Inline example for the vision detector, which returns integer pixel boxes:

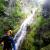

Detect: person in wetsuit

[0,30,15,50]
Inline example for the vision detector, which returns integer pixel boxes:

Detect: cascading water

[14,8,37,50]
[13,0,45,50]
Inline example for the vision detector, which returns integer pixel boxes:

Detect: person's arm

[10,37,16,50]
[0,37,4,44]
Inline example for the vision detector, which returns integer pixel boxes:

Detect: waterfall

[14,8,37,50]
[13,0,46,50]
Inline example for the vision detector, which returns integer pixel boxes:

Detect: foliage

[0,0,50,50]
[0,0,5,15]
[0,0,26,36]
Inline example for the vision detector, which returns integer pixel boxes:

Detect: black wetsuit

[0,35,15,50]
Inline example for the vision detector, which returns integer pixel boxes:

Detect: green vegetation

[0,0,26,36]
[0,0,50,50]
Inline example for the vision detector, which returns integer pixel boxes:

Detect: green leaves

[0,0,5,13]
